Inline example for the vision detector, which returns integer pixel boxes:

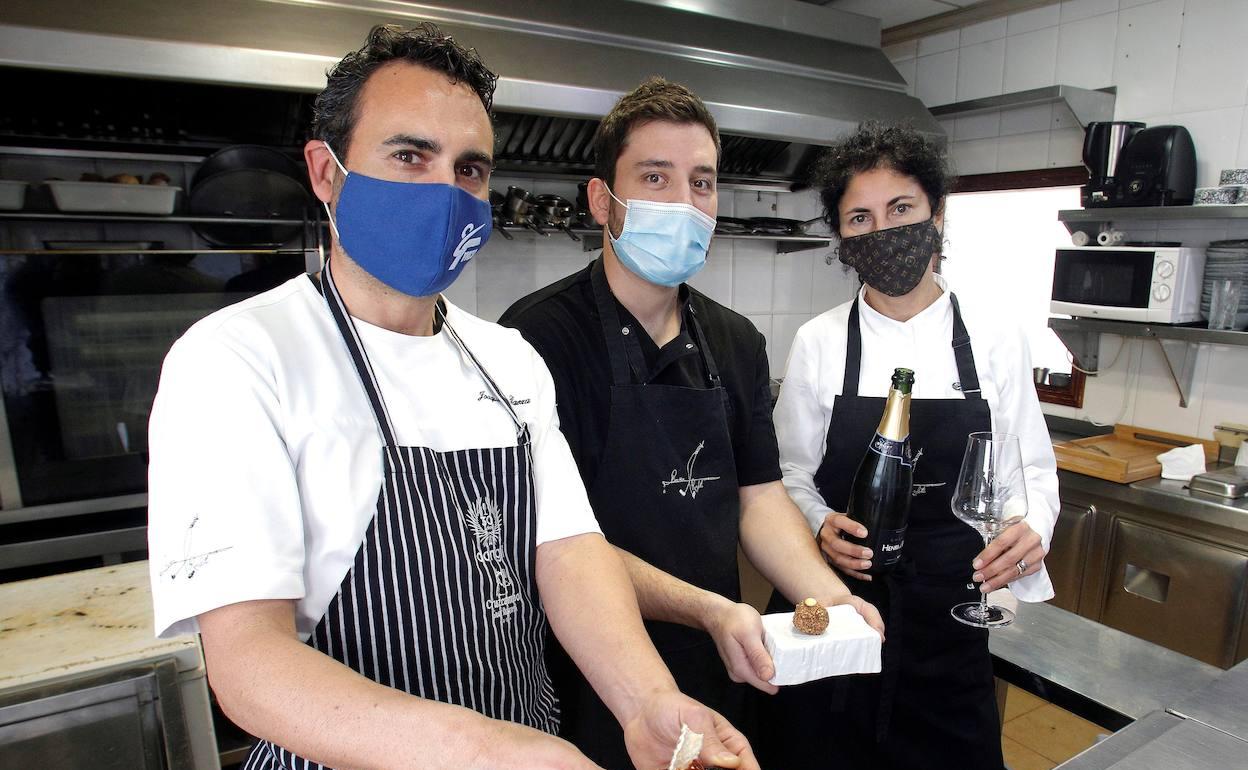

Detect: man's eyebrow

[382,134,440,153]
[635,159,675,169]
[693,164,718,176]
[458,149,495,169]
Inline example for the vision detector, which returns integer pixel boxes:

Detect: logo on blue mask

[323,142,491,297]
[606,186,715,287]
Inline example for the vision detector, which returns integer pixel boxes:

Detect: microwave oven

[1050,246,1205,323]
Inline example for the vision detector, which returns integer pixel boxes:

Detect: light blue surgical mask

[606,186,716,287]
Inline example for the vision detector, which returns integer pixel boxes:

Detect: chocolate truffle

[793,598,829,635]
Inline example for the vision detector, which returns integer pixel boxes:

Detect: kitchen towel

[1157,443,1207,481]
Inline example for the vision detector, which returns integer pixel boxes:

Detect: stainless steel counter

[1058,711,1247,769]
[1057,465,1248,535]
[1169,659,1248,741]
[989,597,1222,729]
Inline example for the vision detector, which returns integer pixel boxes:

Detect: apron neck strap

[318,262,525,445]
[948,292,982,399]
[589,256,720,388]
[843,290,981,400]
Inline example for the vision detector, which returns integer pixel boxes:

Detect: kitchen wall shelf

[1049,317,1248,407]
[1059,204,1248,231]
[572,230,832,254]
[0,212,310,226]
[930,85,1116,127]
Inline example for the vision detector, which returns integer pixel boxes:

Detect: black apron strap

[320,261,399,446]
[843,297,863,397]
[590,258,646,386]
[590,256,720,390]
[319,260,526,444]
[844,292,982,401]
[948,293,983,400]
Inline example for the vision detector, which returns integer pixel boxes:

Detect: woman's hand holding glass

[971,520,1046,592]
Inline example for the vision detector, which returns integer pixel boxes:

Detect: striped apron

[243,264,557,769]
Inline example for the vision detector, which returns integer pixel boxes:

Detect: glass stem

[979,533,991,619]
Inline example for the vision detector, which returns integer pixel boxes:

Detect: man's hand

[703,599,778,695]
[971,521,1045,592]
[622,691,759,770]
[817,512,873,581]
[826,591,886,641]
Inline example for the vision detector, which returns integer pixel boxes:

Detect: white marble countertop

[0,560,201,692]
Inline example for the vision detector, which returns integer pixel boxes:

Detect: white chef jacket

[148,276,601,639]
[774,275,1058,602]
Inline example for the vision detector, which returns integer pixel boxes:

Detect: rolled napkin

[762,604,882,686]
[1157,443,1207,481]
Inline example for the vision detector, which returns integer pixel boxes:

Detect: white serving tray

[47,180,180,215]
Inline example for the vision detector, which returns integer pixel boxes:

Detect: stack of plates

[1201,240,1248,326]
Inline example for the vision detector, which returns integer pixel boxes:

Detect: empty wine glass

[950,431,1029,628]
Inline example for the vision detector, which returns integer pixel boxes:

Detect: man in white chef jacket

[146,23,756,770]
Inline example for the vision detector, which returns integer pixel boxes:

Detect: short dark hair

[592,77,721,188]
[813,122,952,235]
[313,23,498,158]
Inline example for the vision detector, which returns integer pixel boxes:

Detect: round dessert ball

[793,598,829,635]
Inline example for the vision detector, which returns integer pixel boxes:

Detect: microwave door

[1052,249,1153,319]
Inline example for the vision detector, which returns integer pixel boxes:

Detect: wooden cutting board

[1053,424,1219,484]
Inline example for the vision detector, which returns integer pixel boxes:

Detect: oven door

[1050,247,1156,321]
[0,249,308,510]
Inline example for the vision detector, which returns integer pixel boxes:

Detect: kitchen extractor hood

[0,0,940,186]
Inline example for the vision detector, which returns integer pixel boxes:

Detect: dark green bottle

[845,368,915,577]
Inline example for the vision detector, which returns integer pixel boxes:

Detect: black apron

[758,293,1004,770]
[244,266,557,769]
[547,259,745,769]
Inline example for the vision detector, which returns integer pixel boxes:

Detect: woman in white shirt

[756,124,1058,770]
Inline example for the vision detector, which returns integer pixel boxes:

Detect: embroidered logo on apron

[661,440,722,499]
[466,495,524,621]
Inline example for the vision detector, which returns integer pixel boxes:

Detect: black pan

[746,216,823,236]
[189,145,311,247]
[715,216,755,235]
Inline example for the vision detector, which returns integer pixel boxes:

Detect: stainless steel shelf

[1049,317,1248,346]
[1059,205,1248,223]
[1049,317,1248,407]
[0,493,148,526]
[930,85,1115,127]
[0,212,309,226]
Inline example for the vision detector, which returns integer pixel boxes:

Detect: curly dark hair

[313,23,498,158]
[812,122,952,235]
[593,77,721,188]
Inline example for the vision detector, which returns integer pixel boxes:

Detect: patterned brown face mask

[838,218,942,297]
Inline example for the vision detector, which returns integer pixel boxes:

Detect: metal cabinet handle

[1123,563,1170,603]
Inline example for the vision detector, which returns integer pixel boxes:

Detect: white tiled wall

[888,0,1248,439]
[465,176,857,377]
[890,0,1248,186]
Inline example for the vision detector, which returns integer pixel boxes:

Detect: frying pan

[504,186,548,236]
[189,145,311,247]
[715,217,755,235]
[489,188,514,240]
[746,216,825,236]
[531,194,581,242]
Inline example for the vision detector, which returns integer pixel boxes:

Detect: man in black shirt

[500,78,883,768]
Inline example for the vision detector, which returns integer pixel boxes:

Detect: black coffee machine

[1082,121,1143,207]
[1115,125,1197,206]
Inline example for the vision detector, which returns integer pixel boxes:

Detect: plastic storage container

[47,180,179,215]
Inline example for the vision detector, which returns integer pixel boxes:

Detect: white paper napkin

[1157,444,1206,481]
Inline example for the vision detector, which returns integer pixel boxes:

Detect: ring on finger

[1016,559,1027,576]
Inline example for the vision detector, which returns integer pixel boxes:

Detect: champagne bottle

[844,368,915,577]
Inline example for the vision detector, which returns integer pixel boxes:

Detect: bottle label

[870,434,912,467]
[877,527,906,566]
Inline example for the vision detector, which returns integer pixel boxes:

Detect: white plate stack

[1201,239,1248,327]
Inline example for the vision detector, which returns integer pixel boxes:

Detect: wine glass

[950,431,1029,628]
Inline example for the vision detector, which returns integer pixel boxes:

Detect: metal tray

[1189,466,1248,498]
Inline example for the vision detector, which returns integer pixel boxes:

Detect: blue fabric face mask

[323,142,491,297]
[606,186,716,287]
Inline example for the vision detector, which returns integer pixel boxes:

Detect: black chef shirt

[499,258,782,492]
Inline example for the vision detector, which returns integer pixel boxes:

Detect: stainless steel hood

[0,0,939,185]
